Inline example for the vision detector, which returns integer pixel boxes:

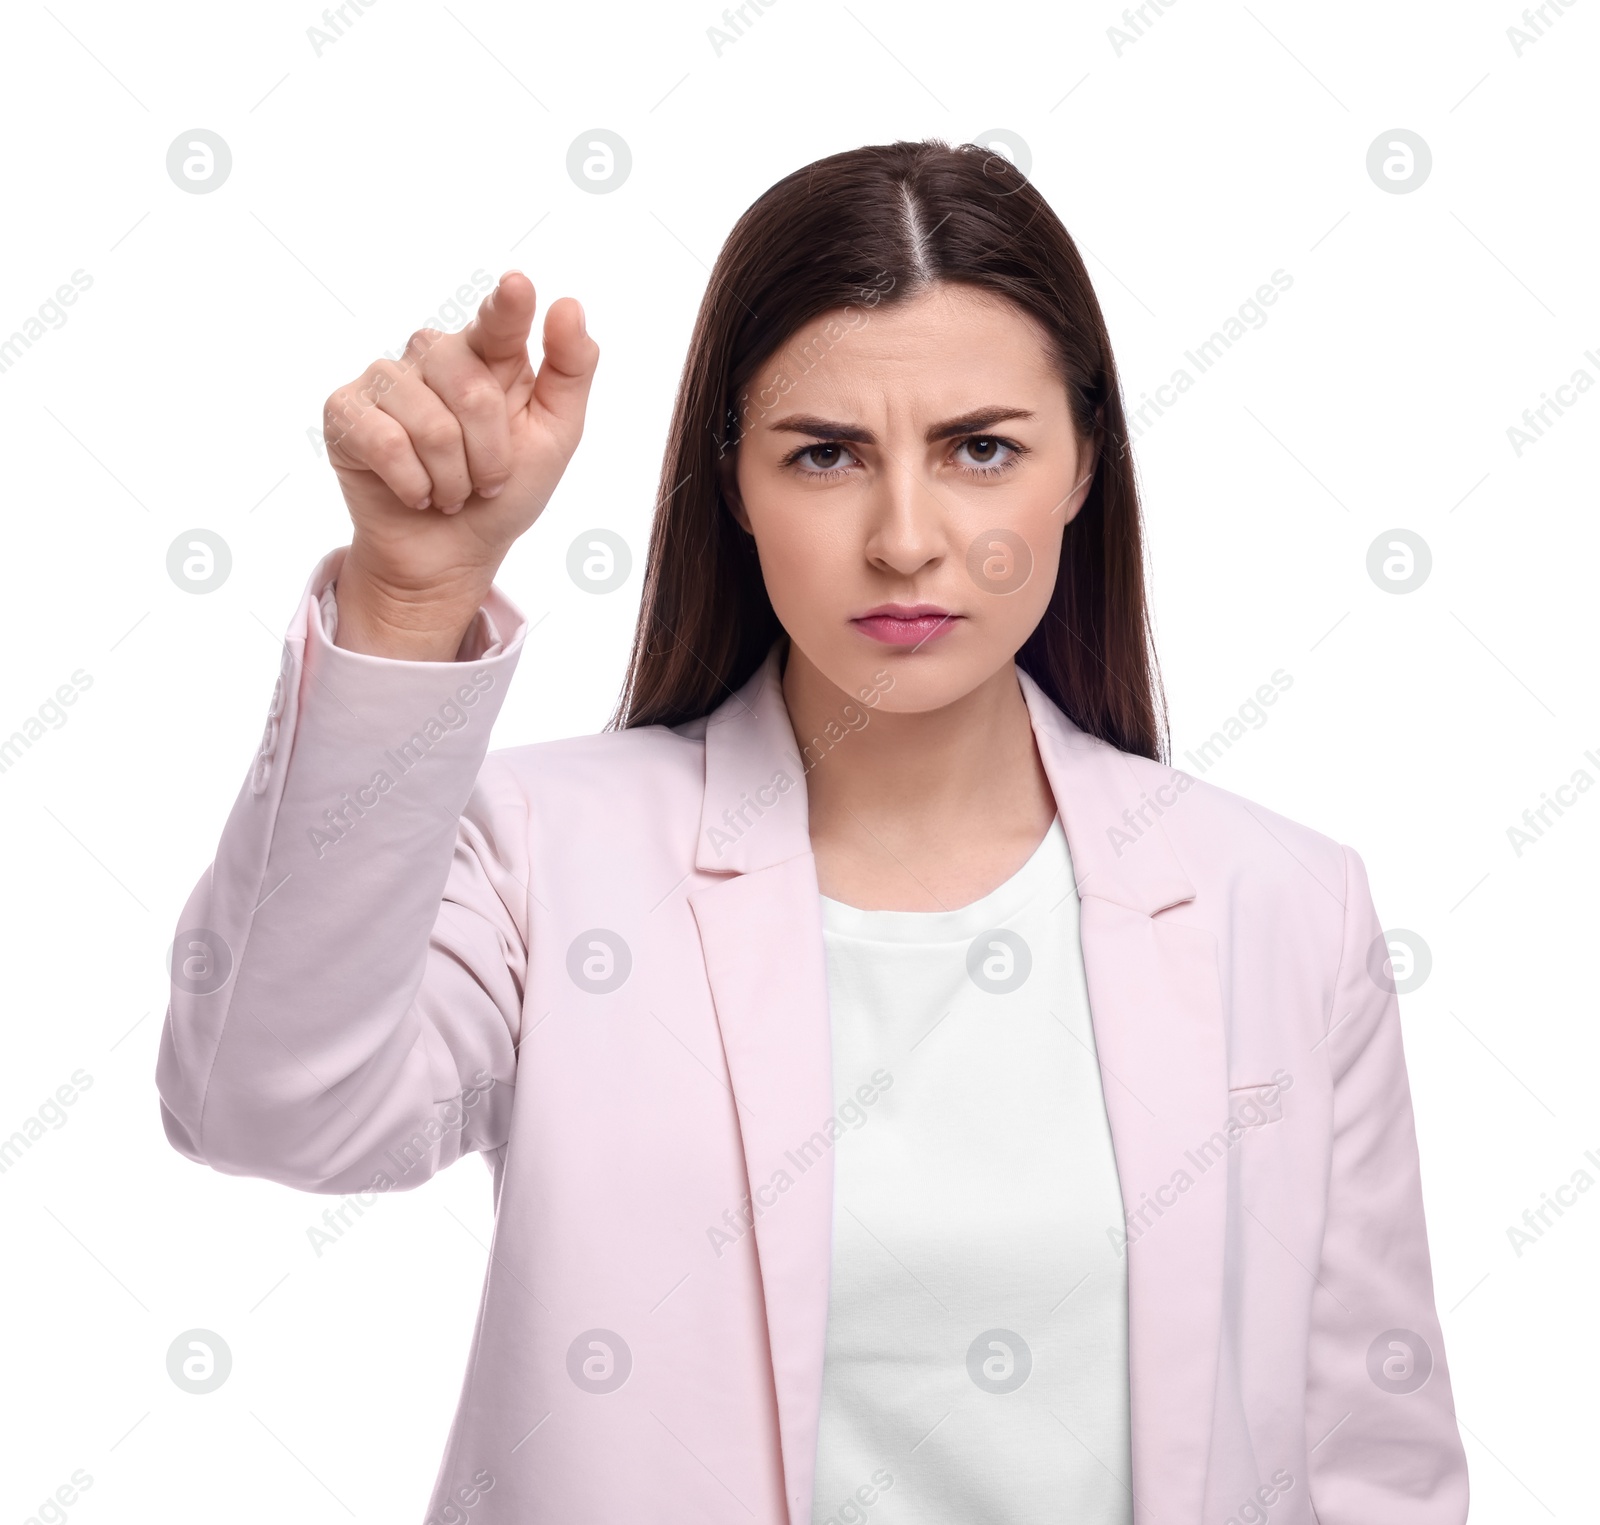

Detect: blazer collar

[693,643,810,875]
[1015,664,1196,916]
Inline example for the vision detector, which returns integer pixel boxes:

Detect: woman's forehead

[746,307,1067,421]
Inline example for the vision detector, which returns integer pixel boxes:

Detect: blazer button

[250,714,279,795]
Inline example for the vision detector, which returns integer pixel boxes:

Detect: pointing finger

[462,271,536,381]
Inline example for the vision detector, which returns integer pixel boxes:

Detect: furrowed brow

[767,406,1036,445]
[768,414,875,445]
[924,406,1035,441]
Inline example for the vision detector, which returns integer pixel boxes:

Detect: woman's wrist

[331,556,493,662]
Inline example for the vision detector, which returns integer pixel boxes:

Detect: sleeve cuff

[310,544,525,663]
[244,545,527,799]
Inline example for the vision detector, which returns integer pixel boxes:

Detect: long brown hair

[611,137,1167,762]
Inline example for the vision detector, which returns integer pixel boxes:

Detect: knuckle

[358,367,397,405]
[415,418,461,456]
[453,377,504,417]
[366,427,411,466]
[324,384,365,426]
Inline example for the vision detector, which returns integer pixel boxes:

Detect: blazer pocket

[1228,1082,1284,1128]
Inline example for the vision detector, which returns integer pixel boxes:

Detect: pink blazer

[157,546,1468,1524]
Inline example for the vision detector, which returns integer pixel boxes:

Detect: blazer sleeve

[1303,844,1469,1521]
[155,545,532,1197]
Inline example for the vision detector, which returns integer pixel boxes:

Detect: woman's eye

[794,443,856,473]
[789,437,1019,476]
[955,436,1015,470]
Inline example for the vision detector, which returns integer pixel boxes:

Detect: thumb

[531,296,600,433]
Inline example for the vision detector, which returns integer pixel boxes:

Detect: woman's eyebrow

[767,406,1036,445]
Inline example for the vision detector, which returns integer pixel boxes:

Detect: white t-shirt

[810,815,1134,1525]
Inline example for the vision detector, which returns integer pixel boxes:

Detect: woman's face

[725,281,1096,716]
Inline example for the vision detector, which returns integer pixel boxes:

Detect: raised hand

[322,271,599,658]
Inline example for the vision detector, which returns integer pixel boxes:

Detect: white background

[1,0,1595,1519]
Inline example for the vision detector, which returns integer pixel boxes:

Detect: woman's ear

[1060,431,1098,526]
[718,451,754,535]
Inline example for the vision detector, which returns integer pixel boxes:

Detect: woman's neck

[782,647,1058,911]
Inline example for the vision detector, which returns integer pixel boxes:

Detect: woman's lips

[850,612,961,646]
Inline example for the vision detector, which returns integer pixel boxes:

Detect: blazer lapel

[687,646,834,1525]
[1019,667,1228,1525]
[686,647,1228,1525]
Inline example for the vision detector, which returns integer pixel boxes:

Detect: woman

[157,139,1468,1524]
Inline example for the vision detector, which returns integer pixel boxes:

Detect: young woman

[157,140,1468,1524]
